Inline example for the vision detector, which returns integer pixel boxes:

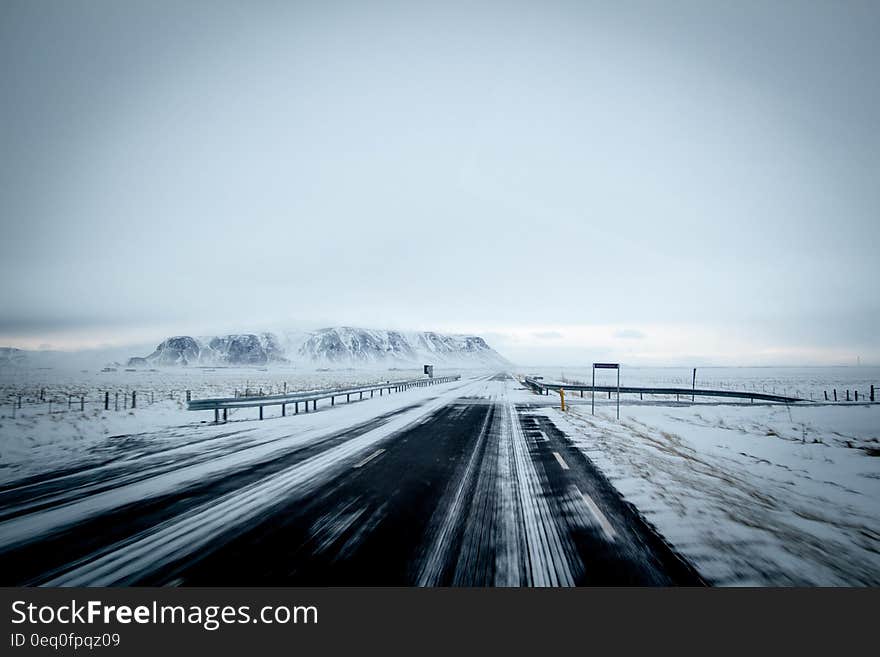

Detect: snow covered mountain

[127,327,509,369]
[131,333,287,367]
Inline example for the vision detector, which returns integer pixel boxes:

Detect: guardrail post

[132,391,136,409]
[282,403,286,417]
[313,400,317,411]
[223,409,227,422]
[295,402,299,414]
[259,406,264,420]
[347,393,351,402]
[115,392,119,411]
[846,390,850,402]
[331,396,335,406]
[872,385,875,402]
[824,390,828,401]
[833,389,837,401]
[104,391,109,410]
[80,396,84,412]
[186,390,191,402]
[214,409,219,423]
[855,391,859,402]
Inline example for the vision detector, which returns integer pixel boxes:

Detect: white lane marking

[353,448,386,469]
[552,451,570,470]
[508,404,576,587]
[574,486,617,542]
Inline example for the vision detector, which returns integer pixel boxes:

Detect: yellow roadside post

[558,388,566,412]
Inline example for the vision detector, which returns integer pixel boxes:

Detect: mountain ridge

[125,327,510,369]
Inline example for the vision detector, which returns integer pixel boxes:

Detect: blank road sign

[593,363,620,369]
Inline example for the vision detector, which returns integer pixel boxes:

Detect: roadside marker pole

[591,367,595,415]
[617,367,620,420]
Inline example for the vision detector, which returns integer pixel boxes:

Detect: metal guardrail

[522,377,804,404]
[188,375,462,422]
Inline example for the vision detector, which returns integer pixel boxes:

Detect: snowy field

[548,400,880,585]
[0,365,447,406]
[531,365,880,402]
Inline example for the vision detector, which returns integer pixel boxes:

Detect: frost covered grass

[550,401,880,585]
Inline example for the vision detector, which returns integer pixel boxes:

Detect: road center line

[574,486,617,541]
[353,448,386,469]
[552,451,570,470]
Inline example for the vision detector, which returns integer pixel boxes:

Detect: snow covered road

[0,374,702,586]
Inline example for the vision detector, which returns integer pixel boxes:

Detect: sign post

[592,363,621,419]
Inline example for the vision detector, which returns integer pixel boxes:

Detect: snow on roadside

[548,402,880,585]
[0,400,195,484]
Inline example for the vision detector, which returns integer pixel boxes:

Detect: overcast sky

[1,0,878,366]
